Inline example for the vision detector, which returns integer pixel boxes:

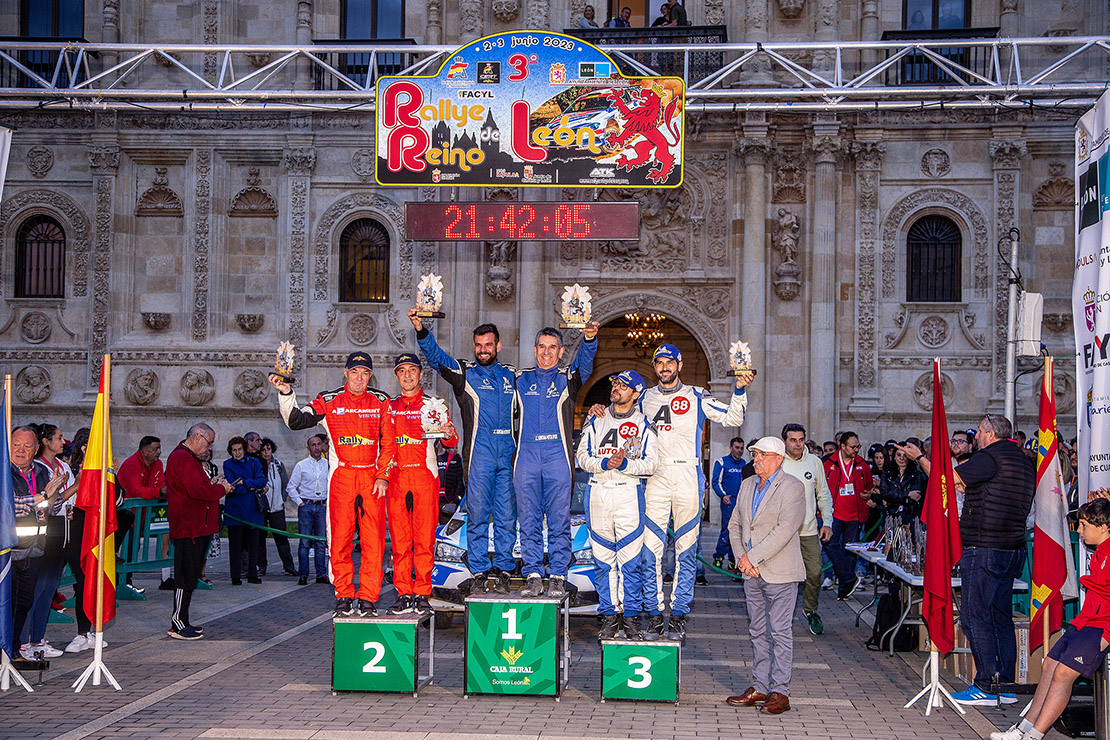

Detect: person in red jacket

[386,353,458,616]
[165,423,233,640]
[989,498,1110,740]
[821,431,873,600]
[271,351,396,618]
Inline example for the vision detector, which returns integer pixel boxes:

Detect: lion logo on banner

[603,84,681,184]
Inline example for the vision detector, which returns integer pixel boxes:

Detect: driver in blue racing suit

[410,309,517,594]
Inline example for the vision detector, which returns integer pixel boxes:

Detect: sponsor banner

[601,641,679,702]
[465,600,558,695]
[333,619,418,692]
[376,31,683,188]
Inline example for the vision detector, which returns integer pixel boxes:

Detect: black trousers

[11,555,41,655]
[64,508,91,634]
[170,536,208,631]
[258,510,294,573]
[227,524,258,582]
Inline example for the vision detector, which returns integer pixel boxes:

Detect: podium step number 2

[601,639,680,704]
[332,614,434,695]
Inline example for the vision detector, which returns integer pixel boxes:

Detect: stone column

[460,0,483,43]
[999,0,1019,38]
[808,121,843,435]
[87,142,119,389]
[813,0,839,74]
[860,0,880,70]
[734,122,772,438]
[988,135,1027,408]
[517,242,545,368]
[846,138,886,422]
[426,0,443,44]
[296,1,313,89]
[743,0,772,82]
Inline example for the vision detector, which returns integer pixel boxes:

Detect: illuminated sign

[404,201,639,241]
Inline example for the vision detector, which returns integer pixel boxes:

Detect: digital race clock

[404,202,640,241]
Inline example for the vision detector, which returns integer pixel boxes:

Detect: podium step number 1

[332,613,434,696]
[465,594,570,698]
[601,638,680,704]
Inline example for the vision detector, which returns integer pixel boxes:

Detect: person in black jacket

[906,413,1035,706]
[878,445,926,525]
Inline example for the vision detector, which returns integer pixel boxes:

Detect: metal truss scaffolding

[0,35,1107,113]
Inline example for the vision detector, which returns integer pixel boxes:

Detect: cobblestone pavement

[0,535,1062,740]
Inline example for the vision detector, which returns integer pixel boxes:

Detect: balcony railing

[311,38,417,90]
[0,36,89,89]
[880,27,1000,85]
[565,26,727,84]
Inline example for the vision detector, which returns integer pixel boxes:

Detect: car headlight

[436,542,466,563]
[572,547,593,565]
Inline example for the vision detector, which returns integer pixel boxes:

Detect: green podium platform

[464,593,570,699]
[332,613,434,695]
[600,638,680,704]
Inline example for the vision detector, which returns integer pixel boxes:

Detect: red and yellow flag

[76,366,116,628]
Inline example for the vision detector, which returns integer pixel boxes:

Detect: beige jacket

[728,469,806,584]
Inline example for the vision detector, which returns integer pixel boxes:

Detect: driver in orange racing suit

[386,353,458,616]
[270,351,395,618]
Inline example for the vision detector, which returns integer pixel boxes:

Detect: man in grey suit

[725,436,806,715]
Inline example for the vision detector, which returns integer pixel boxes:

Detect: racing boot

[598,614,619,640]
[333,597,355,618]
[492,569,511,595]
[354,599,378,618]
[619,615,644,640]
[667,613,687,640]
[387,595,412,615]
[412,595,433,615]
[470,571,489,595]
[520,573,545,598]
[546,575,567,599]
[646,614,666,640]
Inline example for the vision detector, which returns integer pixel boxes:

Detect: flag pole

[73,355,119,692]
[0,373,32,693]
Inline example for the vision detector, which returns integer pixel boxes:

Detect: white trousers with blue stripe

[586,480,646,615]
[641,463,702,616]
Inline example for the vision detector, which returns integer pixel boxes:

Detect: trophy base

[415,310,445,319]
[270,372,296,386]
[560,322,587,329]
[421,431,450,440]
[727,369,757,377]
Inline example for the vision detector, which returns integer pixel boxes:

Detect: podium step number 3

[332,614,434,695]
[601,639,680,703]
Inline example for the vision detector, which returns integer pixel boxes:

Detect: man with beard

[516,325,598,598]
[410,310,518,594]
[593,344,751,639]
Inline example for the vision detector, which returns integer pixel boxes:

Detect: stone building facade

[0,0,1099,465]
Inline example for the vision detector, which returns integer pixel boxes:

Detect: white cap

[750,435,786,457]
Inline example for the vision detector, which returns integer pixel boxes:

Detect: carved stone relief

[235,314,264,333]
[991,141,1026,393]
[1034,163,1074,210]
[0,190,91,299]
[136,167,184,217]
[180,369,216,406]
[1038,371,1076,414]
[229,168,277,217]
[351,148,374,177]
[921,148,950,178]
[20,311,51,344]
[282,148,316,176]
[1043,313,1072,333]
[596,187,690,272]
[772,207,801,300]
[772,152,805,203]
[918,316,949,348]
[704,0,724,23]
[346,313,377,346]
[193,150,212,341]
[485,187,517,300]
[288,177,308,366]
[492,0,520,22]
[26,146,53,178]
[143,312,170,331]
[913,371,954,410]
[460,0,483,38]
[124,367,159,406]
[777,0,805,17]
[15,365,51,404]
[851,140,885,390]
[234,369,269,405]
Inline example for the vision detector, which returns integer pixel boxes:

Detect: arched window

[15,215,66,298]
[906,214,961,302]
[339,218,390,303]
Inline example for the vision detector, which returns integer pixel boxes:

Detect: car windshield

[570,96,611,114]
[571,470,588,515]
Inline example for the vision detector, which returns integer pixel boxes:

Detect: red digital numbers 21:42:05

[404,202,640,242]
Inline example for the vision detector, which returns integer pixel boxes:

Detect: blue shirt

[752,469,779,520]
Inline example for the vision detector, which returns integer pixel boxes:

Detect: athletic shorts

[1048,625,1110,678]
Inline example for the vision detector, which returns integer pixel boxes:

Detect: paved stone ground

[0,534,1064,740]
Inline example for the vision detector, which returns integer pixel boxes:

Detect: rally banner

[376,31,683,188]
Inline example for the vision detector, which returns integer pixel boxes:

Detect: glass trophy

[559,283,592,329]
[415,273,446,319]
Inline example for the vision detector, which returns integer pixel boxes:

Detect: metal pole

[1096,660,1110,740]
[1004,230,1020,423]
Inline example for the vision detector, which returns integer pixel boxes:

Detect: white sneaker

[65,634,92,653]
[989,726,1023,740]
[821,577,834,590]
[34,640,63,658]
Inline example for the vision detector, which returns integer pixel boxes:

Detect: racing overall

[514,337,596,579]
[639,383,746,616]
[417,328,518,574]
[279,386,395,601]
[577,405,657,615]
[389,391,458,597]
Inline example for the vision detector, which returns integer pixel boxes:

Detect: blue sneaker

[998,693,1018,705]
[950,685,1000,706]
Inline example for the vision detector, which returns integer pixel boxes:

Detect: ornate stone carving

[312,193,409,303]
[1038,371,1076,414]
[853,139,885,391]
[15,365,51,404]
[460,0,484,37]
[486,243,516,301]
[596,187,689,272]
[124,368,159,406]
[142,312,170,330]
[136,167,184,217]
[90,175,114,385]
[772,208,801,301]
[0,190,91,299]
[913,371,954,410]
[193,150,212,341]
[246,52,272,68]
[282,147,316,175]
[1034,164,1074,210]
[704,0,724,24]
[203,0,218,82]
[880,189,989,299]
[180,369,216,406]
[989,140,1027,170]
[880,356,992,369]
[297,0,312,28]
[288,178,308,362]
[234,370,269,405]
[734,137,773,165]
[19,311,51,344]
[103,0,119,29]
[351,148,374,177]
[229,169,278,217]
[596,291,729,376]
[346,313,377,346]
[492,0,519,22]
[235,313,264,333]
[777,0,804,17]
[87,145,119,173]
[1043,312,1073,333]
[772,151,805,203]
[921,148,950,178]
[387,309,408,347]
[26,146,53,178]
[918,316,949,348]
